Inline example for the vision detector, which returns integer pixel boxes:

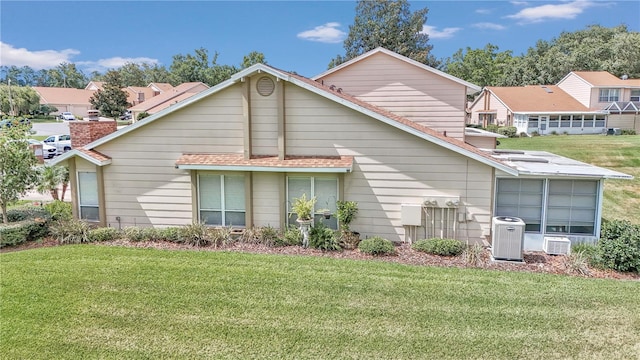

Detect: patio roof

[175,154,354,173]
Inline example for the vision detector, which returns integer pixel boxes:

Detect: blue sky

[1,1,639,78]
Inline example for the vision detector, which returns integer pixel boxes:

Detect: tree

[0,124,39,223]
[329,0,438,68]
[37,165,69,201]
[89,70,129,119]
[241,51,267,68]
[118,62,147,87]
[444,44,515,88]
[0,85,41,116]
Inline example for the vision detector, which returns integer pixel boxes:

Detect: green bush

[124,227,163,242]
[358,236,395,256]
[413,238,465,256]
[88,227,121,242]
[597,220,640,273]
[309,223,340,251]
[485,124,499,134]
[44,201,72,221]
[0,223,29,247]
[496,126,517,138]
[180,223,211,247]
[158,227,183,243]
[50,219,91,244]
[6,206,50,222]
[275,225,302,247]
[255,226,280,246]
[621,129,636,135]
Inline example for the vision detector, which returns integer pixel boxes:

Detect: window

[546,180,597,235]
[496,178,599,236]
[496,179,544,232]
[595,115,606,127]
[584,115,594,128]
[287,176,338,229]
[528,116,539,128]
[78,172,99,221]
[198,174,245,226]
[599,88,619,102]
[548,115,559,128]
[560,115,571,128]
[630,89,640,102]
[571,115,582,128]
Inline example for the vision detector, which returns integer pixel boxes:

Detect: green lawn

[2,246,639,359]
[499,135,640,224]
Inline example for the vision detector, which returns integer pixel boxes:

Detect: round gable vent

[256,76,275,96]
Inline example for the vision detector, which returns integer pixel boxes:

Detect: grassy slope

[2,246,639,359]
[499,135,640,224]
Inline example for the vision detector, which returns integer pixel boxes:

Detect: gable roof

[32,87,96,105]
[562,71,640,87]
[312,47,481,95]
[148,82,174,92]
[78,63,516,175]
[129,82,209,113]
[483,85,595,113]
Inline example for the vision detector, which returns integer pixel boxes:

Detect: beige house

[128,82,209,121]
[51,51,631,251]
[32,87,96,117]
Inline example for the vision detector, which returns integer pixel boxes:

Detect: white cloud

[0,42,80,69]
[472,22,507,30]
[510,1,529,6]
[77,57,159,73]
[475,8,492,15]
[297,22,346,44]
[421,25,462,40]
[506,1,597,23]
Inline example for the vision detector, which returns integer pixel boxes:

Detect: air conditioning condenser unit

[492,216,525,261]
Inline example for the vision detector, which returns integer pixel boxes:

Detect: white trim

[178,164,351,173]
[49,149,111,167]
[312,47,481,94]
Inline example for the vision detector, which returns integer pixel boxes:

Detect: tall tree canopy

[0,84,40,116]
[329,0,437,69]
[443,44,515,88]
[89,70,129,119]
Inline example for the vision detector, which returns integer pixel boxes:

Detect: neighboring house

[51,52,631,252]
[85,81,104,91]
[32,87,96,117]
[557,71,640,132]
[128,82,209,120]
[86,81,175,107]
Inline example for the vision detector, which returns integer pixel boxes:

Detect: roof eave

[176,164,352,173]
[49,149,111,167]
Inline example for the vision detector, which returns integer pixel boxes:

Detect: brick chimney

[69,120,117,148]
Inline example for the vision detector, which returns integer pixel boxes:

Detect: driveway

[32,121,70,136]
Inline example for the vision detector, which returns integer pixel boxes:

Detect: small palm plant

[291,193,316,222]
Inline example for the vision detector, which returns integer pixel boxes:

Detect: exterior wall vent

[256,76,275,96]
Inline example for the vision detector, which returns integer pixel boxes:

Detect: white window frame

[77,172,99,221]
[197,174,245,227]
[630,89,640,102]
[599,88,620,102]
[286,176,339,229]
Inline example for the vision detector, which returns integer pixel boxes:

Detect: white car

[60,112,76,121]
[28,139,57,159]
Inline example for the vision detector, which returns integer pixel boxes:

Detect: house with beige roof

[470,71,640,135]
[128,82,209,120]
[32,87,97,118]
[50,49,631,253]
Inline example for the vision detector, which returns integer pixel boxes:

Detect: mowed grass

[499,135,640,224]
[2,246,639,359]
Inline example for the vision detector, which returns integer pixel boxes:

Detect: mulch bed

[2,238,638,280]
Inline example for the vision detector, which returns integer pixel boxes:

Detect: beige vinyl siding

[557,74,592,108]
[317,52,467,140]
[608,114,640,132]
[469,92,511,125]
[466,136,496,149]
[283,84,493,242]
[250,76,279,156]
[96,85,245,228]
[252,172,282,227]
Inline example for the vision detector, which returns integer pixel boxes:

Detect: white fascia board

[49,149,111,167]
[312,47,481,93]
[287,77,518,176]
[85,64,289,150]
[512,111,606,115]
[177,164,352,173]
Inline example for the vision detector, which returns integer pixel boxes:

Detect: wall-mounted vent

[256,76,275,96]
[543,237,571,255]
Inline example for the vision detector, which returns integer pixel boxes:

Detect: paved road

[31,121,70,136]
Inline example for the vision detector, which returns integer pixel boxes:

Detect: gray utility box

[491,216,525,261]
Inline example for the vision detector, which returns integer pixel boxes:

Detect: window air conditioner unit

[543,237,571,255]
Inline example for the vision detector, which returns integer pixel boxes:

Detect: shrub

[181,223,211,247]
[255,225,280,246]
[275,225,302,247]
[44,200,72,221]
[565,252,591,276]
[88,227,121,242]
[336,200,358,232]
[621,129,636,135]
[597,220,640,273]
[339,230,360,250]
[6,206,50,222]
[0,223,29,247]
[209,226,232,248]
[309,223,340,251]
[551,130,558,135]
[485,124,499,134]
[413,238,465,256]
[158,227,183,243]
[50,219,91,244]
[463,243,485,267]
[123,227,161,242]
[359,236,395,255]
[531,131,540,136]
[496,126,517,138]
